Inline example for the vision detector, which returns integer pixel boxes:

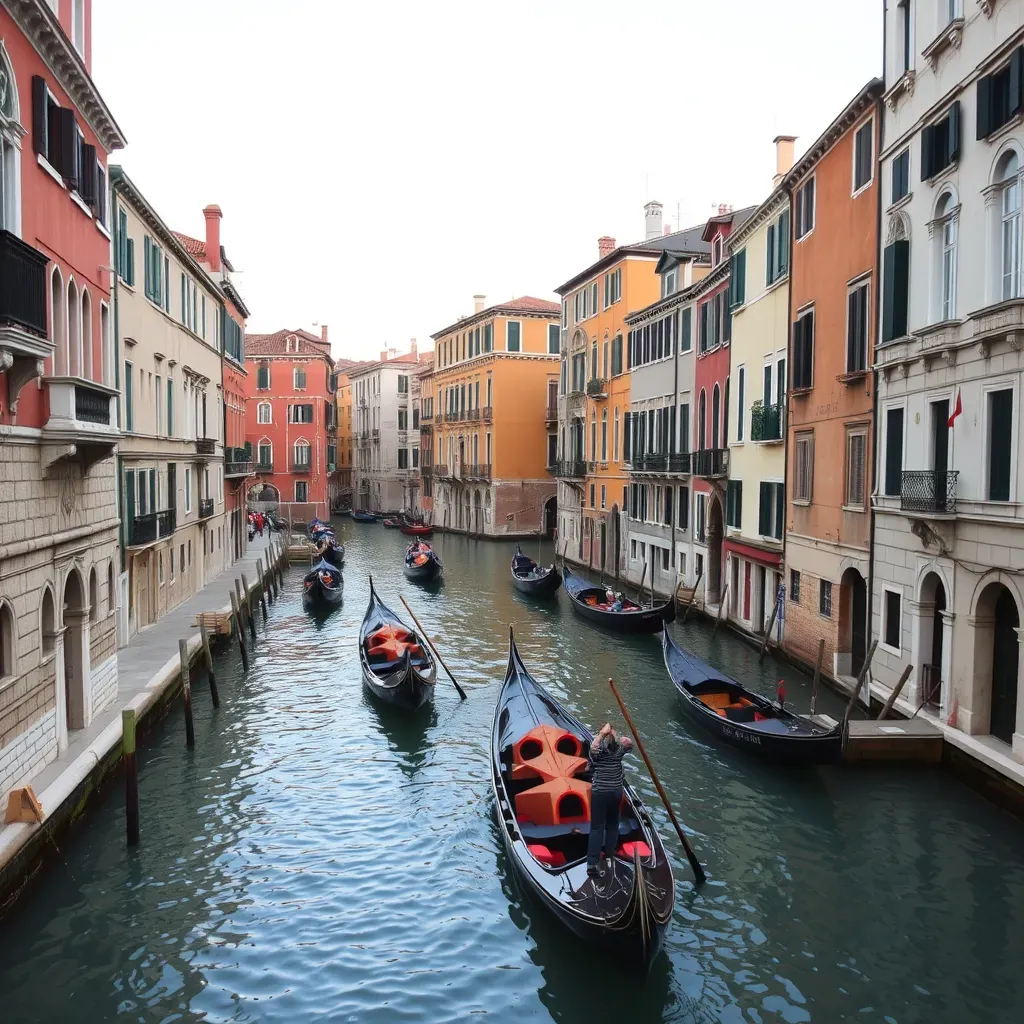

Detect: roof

[701,205,758,243]
[430,296,560,340]
[345,352,426,378]
[245,329,333,361]
[174,232,207,260]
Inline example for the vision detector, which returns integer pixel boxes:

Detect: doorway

[63,569,87,731]
[992,587,1020,743]
[756,565,767,633]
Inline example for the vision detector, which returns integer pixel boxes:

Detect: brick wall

[0,708,57,795]
[782,571,838,673]
[89,615,116,668]
[90,654,118,718]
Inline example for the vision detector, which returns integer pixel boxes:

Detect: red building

[0,0,126,789]
[245,328,336,517]
[173,205,251,561]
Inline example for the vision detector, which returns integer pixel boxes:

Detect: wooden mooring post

[122,708,140,846]
[230,588,249,672]
[810,637,825,716]
[714,583,729,635]
[256,560,269,620]
[179,639,195,748]
[759,597,781,663]
[241,574,257,640]
[841,638,879,732]
[878,663,914,721]
[682,568,704,623]
[199,620,220,707]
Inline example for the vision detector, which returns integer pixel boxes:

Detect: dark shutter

[885,593,900,648]
[766,223,776,283]
[881,240,909,342]
[680,404,689,452]
[977,74,993,139]
[759,482,770,536]
[669,404,677,453]
[775,482,784,539]
[32,76,48,158]
[679,486,689,530]
[778,210,790,275]
[681,307,692,350]
[700,302,708,351]
[1012,47,1024,117]
[149,469,156,513]
[167,463,176,513]
[921,124,934,180]
[884,407,904,497]
[723,294,732,343]
[56,108,78,187]
[623,412,632,460]
[989,389,1013,501]
[947,101,961,166]
[124,471,136,539]
[80,144,97,205]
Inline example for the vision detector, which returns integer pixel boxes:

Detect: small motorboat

[661,631,843,764]
[352,511,377,523]
[562,566,675,634]
[400,524,433,537]
[302,558,344,611]
[404,541,443,582]
[359,578,437,710]
[491,628,675,966]
[511,544,562,597]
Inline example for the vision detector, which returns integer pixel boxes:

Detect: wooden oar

[399,594,467,700]
[608,677,706,886]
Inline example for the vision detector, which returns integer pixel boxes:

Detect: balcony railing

[75,383,114,425]
[751,402,784,442]
[256,457,274,472]
[482,406,493,422]
[692,448,729,478]
[422,411,433,422]
[465,463,492,480]
[468,408,481,421]
[129,508,176,547]
[545,404,559,422]
[42,377,120,470]
[199,498,215,519]
[586,378,607,398]
[631,452,692,474]
[420,422,432,435]
[291,459,312,474]
[225,446,253,477]
[445,411,460,423]
[0,229,49,338]
[901,469,958,514]
[194,436,216,457]
[555,460,586,479]
[435,466,452,480]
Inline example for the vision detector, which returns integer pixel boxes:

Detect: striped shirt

[589,738,630,792]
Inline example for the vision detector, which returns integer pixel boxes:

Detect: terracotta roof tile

[173,232,206,260]
[245,328,332,359]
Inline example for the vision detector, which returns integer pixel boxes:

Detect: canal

[2,521,1024,1023]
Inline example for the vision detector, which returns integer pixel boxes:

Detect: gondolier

[587,723,633,878]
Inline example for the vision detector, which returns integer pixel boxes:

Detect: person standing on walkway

[586,723,633,878]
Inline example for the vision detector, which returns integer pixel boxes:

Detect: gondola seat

[515,777,591,826]
[527,844,567,868]
[617,840,652,859]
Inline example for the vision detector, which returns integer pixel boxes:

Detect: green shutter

[759,482,771,536]
[124,472,135,541]
[947,100,961,166]
[881,240,910,342]
[681,307,691,351]
[774,482,784,540]
[977,73,992,139]
[766,223,776,284]
[143,236,151,299]
[167,378,173,436]
[124,361,133,431]
[778,210,790,275]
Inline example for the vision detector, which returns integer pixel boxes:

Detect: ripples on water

[2,524,1024,1023]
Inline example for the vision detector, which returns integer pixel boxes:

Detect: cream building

[111,169,229,641]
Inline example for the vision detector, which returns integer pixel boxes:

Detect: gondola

[307,517,330,538]
[302,558,344,611]
[511,544,562,596]
[352,511,377,523]
[358,577,437,710]
[562,566,675,634]
[400,524,433,537]
[661,630,843,765]
[316,539,345,569]
[382,517,403,529]
[491,628,675,967]
[403,542,443,582]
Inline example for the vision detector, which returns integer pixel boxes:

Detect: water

[2,521,1024,1023]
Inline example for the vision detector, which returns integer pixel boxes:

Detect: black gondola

[403,542,443,582]
[302,558,344,611]
[491,629,675,967]
[562,566,675,634]
[352,511,377,523]
[358,578,437,710]
[318,540,345,569]
[661,630,843,764]
[511,544,561,596]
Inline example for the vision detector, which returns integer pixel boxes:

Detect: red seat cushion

[618,840,652,859]
[527,843,566,867]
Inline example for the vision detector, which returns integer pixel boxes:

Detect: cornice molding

[727,188,788,252]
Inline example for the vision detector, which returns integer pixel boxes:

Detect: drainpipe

[782,182,795,651]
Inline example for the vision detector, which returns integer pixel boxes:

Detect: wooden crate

[192,611,232,636]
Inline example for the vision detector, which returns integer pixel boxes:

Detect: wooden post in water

[877,663,914,721]
[230,589,249,672]
[260,557,272,605]
[256,560,269,620]
[810,638,825,716]
[241,574,257,640]
[682,567,704,623]
[122,708,140,846]
[714,583,729,635]
[759,597,781,663]
[199,620,219,707]
[179,639,195,748]
[841,638,878,732]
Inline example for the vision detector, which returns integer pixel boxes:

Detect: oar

[608,677,706,886]
[399,594,467,700]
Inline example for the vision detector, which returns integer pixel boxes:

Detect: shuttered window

[847,282,869,371]
[679,403,690,453]
[623,412,632,461]
[678,486,689,530]
[881,240,910,342]
[853,120,873,192]
[794,432,814,502]
[727,480,742,528]
[883,590,901,649]
[737,368,745,442]
[891,149,910,204]
[988,388,1014,501]
[680,307,692,352]
[845,428,867,508]
[977,48,1024,140]
[124,360,133,431]
[611,334,623,375]
[793,310,814,389]
[920,101,960,181]
[257,364,270,390]
[730,249,746,308]
[795,178,815,239]
[884,407,904,497]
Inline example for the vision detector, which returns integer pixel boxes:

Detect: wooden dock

[843,718,944,763]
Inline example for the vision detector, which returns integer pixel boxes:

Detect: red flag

[947,389,962,428]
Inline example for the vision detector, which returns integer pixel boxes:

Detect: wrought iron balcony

[420,422,432,435]
[199,498,215,519]
[128,508,176,547]
[751,402,785,443]
[225,446,253,478]
[468,408,480,421]
[194,436,216,457]
[586,377,608,398]
[0,229,49,339]
[482,406,493,423]
[692,448,729,479]
[901,469,958,515]
[256,457,274,472]
[42,376,120,470]
[422,411,433,422]
[555,459,586,479]
[291,458,312,474]
[464,463,492,480]
[545,404,559,423]
[445,411,459,423]
[435,466,452,480]
[371,428,380,439]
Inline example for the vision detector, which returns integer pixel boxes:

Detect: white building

[874,0,1024,762]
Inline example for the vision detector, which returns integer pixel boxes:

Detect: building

[245,327,335,517]
[110,168,232,640]
[873,2,1024,761]
[172,204,251,563]
[430,297,559,536]
[724,143,795,637]
[555,204,695,572]
[349,344,426,513]
[331,358,368,511]
[417,362,436,519]
[621,228,711,598]
[781,82,882,684]
[0,0,125,794]
[408,364,423,513]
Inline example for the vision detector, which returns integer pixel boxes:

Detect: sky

[93,0,884,362]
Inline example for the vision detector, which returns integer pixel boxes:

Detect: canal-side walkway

[0,535,279,887]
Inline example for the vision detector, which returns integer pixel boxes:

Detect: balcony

[692,448,729,479]
[199,497,215,519]
[482,406,493,423]
[422,411,433,423]
[750,402,785,443]
[435,466,452,480]
[256,457,274,473]
[225,446,254,478]
[41,376,120,471]
[371,428,380,440]
[1,231,51,415]
[128,508,176,548]
[901,469,958,515]
[631,452,691,475]
[545,404,559,423]
[465,463,492,481]
[586,377,608,398]
[420,422,432,435]
[468,408,481,421]
[194,436,216,458]
[291,459,312,474]
[555,460,586,480]
[445,411,460,423]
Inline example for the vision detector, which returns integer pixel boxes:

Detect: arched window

[590,340,598,379]
[257,401,272,424]
[100,302,113,386]
[724,376,730,446]
[601,409,608,461]
[712,384,721,449]
[996,149,1022,300]
[88,567,98,622]
[0,600,15,679]
[40,587,55,655]
[293,438,311,469]
[590,411,597,461]
[0,40,22,235]
[81,287,93,381]
[67,277,81,377]
[51,265,66,375]
[934,190,958,320]
[107,560,116,617]
[698,389,707,450]
[613,407,620,462]
[257,435,273,469]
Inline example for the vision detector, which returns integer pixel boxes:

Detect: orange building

[429,296,560,536]
[332,359,371,510]
[417,362,436,518]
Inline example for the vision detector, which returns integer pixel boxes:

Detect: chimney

[717,203,732,216]
[644,201,663,241]
[473,294,486,314]
[203,205,223,272]
[380,349,388,362]
[321,324,329,346]
[773,135,797,187]
[410,337,418,358]
[598,236,616,258]
[663,225,671,236]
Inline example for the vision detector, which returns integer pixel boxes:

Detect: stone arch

[970,576,1022,745]
[40,584,56,655]
[51,264,67,375]
[88,565,99,622]
[969,569,1024,620]
[915,560,953,604]
[886,209,910,245]
[838,566,868,676]
[989,137,1024,186]
[707,491,724,603]
[67,276,81,377]
[62,566,88,731]
[81,286,93,381]
[0,597,16,679]
[932,182,960,219]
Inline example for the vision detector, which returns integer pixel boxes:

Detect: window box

[586,377,608,398]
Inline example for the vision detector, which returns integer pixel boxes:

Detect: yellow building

[332,361,368,508]
[429,296,560,536]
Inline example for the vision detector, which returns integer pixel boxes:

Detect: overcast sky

[93,0,883,361]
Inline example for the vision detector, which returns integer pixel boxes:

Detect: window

[976,48,1024,140]
[124,360,133,431]
[589,483,595,509]
[289,404,314,424]
[72,0,85,54]
[548,324,560,354]
[730,250,746,308]
[258,441,272,466]
[998,150,1023,300]
[726,480,742,528]
[604,268,621,307]
[680,307,692,352]
[883,589,902,651]
[170,547,176,582]
[736,367,745,442]
[921,102,961,181]
[794,432,814,502]
[158,553,164,585]
[412,447,419,468]
[257,363,270,390]
[115,207,136,286]
[765,211,791,285]
[293,440,311,467]
[792,309,814,389]
[845,428,867,509]
[758,482,784,540]
[611,334,623,375]
[398,408,408,430]
[678,485,689,530]
[790,569,801,603]
[881,239,910,342]
[295,480,308,503]
[398,448,409,469]
[988,388,1014,501]
[506,321,521,352]
[936,193,958,321]
[2,60,23,228]
[847,281,869,372]
[891,149,910,205]
[398,374,409,393]
[185,467,192,512]
[257,401,271,424]
[663,269,678,298]
[795,178,815,239]
[143,235,165,306]
[898,0,911,73]
[884,407,904,497]
[712,236,723,267]
[601,409,608,461]
[853,119,873,193]
[294,367,307,390]
[819,579,833,619]
[591,282,598,315]
[601,485,607,510]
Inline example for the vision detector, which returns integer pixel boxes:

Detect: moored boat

[562,566,674,634]
[382,517,403,529]
[302,558,344,611]
[358,578,437,710]
[400,524,433,537]
[491,628,675,966]
[661,630,843,764]
[511,544,561,596]
[352,511,377,523]
[317,539,345,569]
[403,541,443,582]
